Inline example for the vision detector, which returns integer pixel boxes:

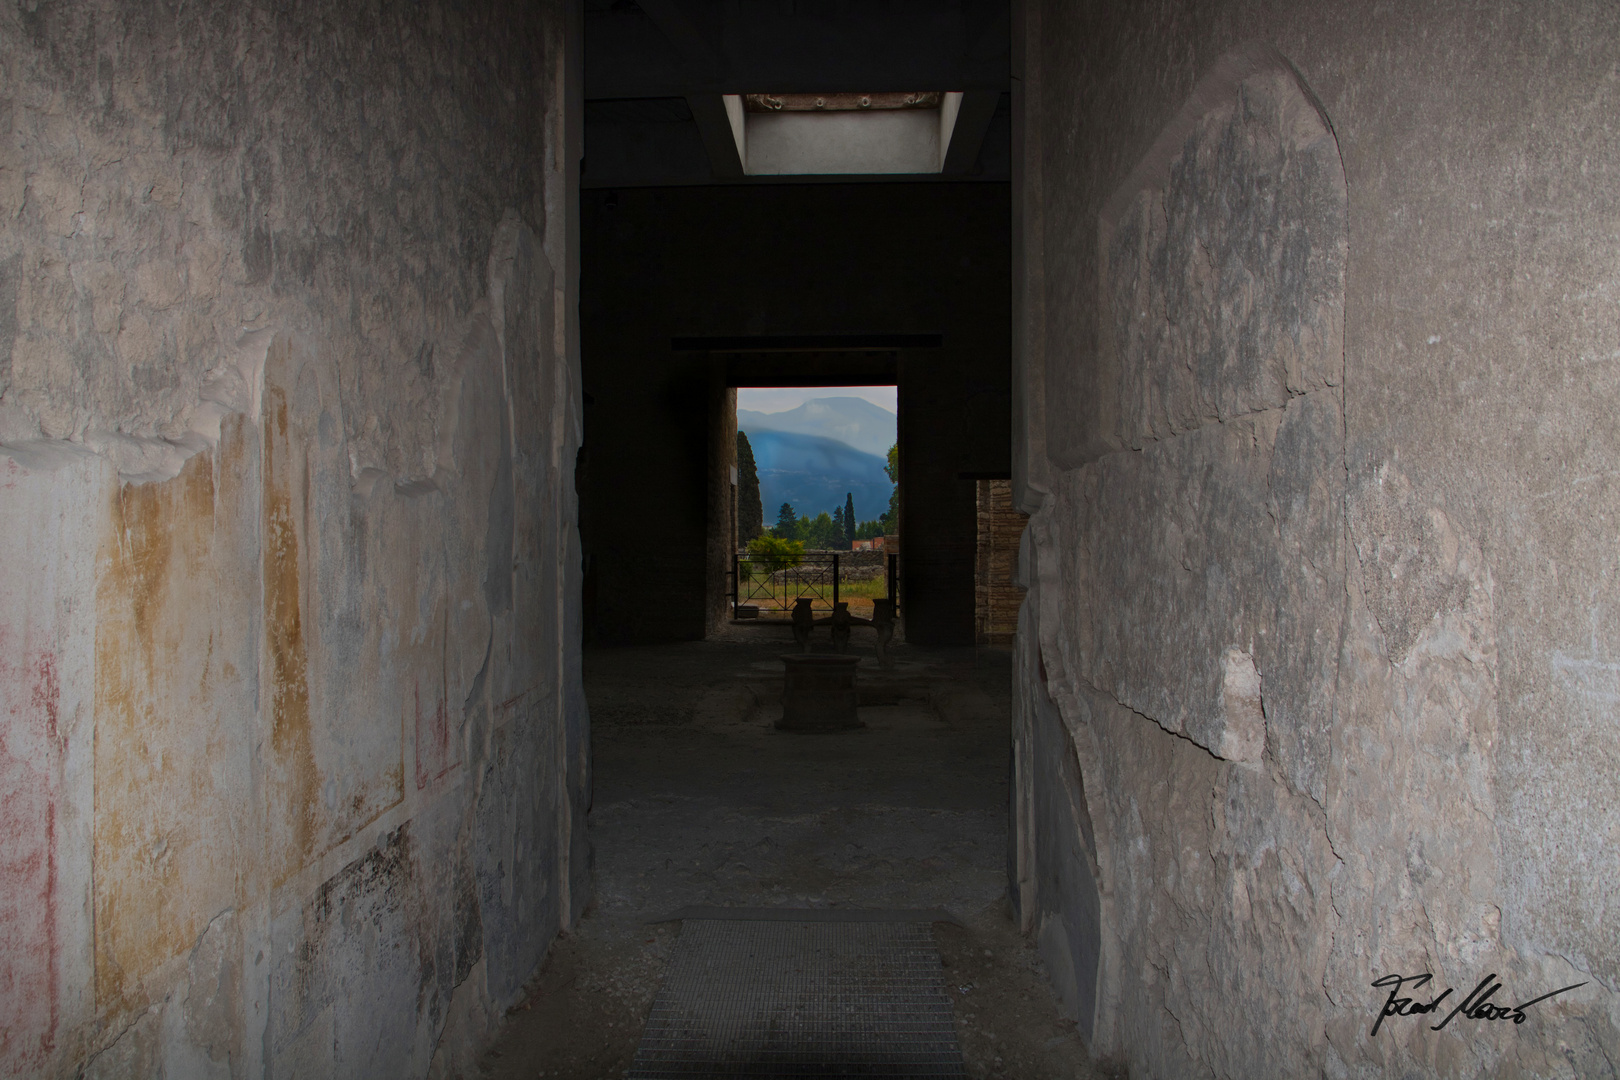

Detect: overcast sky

[736,385,897,414]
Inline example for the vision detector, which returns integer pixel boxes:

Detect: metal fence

[731,550,898,617]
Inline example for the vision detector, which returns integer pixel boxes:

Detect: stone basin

[776,654,864,731]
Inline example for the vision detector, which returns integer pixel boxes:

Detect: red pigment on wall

[0,643,61,1072]
[31,652,59,744]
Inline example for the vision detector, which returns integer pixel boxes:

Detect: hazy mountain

[743,429,893,525]
[737,396,896,459]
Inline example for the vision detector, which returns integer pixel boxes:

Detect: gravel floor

[477,628,1112,1080]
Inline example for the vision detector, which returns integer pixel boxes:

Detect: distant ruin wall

[0,3,585,1077]
[1017,13,1619,1078]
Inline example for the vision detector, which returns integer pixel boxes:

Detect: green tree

[854,519,884,540]
[803,511,840,549]
[844,493,856,545]
[747,534,804,573]
[882,443,899,533]
[736,431,763,544]
[774,501,798,538]
[831,504,847,549]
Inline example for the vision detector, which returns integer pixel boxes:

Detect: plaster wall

[0,3,587,1077]
[1014,3,1620,1076]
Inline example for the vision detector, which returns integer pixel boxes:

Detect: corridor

[480,630,1102,1079]
[2,1,1616,1078]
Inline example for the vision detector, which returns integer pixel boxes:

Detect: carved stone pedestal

[776,654,863,731]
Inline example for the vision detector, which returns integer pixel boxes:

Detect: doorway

[729,384,899,625]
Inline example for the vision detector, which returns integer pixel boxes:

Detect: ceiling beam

[586,1,1010,100]
[941,90,1001,175]
[634,0,744,177]
[686,95,745,177]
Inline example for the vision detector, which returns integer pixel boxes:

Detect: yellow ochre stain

[263,380,321,889]
[92,449,224,1010]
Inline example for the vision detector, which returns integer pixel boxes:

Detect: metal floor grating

[627,916,967,1078]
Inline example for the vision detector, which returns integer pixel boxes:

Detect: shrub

[748,534,805,574]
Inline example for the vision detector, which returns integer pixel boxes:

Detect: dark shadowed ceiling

[584,0,1011,186]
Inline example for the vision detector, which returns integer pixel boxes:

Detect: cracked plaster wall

[0,2,586,1077]
[1014,5,1620,1078]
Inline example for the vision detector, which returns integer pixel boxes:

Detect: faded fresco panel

[262,340,407,885]
[0,454,102,1074]
[0,462,64,1072]
[1097,59,1346,452]
[92,429,257,1009]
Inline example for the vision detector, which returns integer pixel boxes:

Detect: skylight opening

[723,92,965,176]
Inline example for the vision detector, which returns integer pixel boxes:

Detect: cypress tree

[736,431,763,543]
[774,502,798,538]
[883,444,899,532]
[844,492,856,544]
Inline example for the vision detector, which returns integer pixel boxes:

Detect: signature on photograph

[1370,973,1587,1037]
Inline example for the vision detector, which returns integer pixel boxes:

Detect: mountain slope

[742,429,893,524]
[737,396,896,459]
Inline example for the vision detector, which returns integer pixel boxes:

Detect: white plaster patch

[1218,647,1265,763]
[1,328,273,484]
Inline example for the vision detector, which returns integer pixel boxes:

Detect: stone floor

[477,625,1111,1080]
